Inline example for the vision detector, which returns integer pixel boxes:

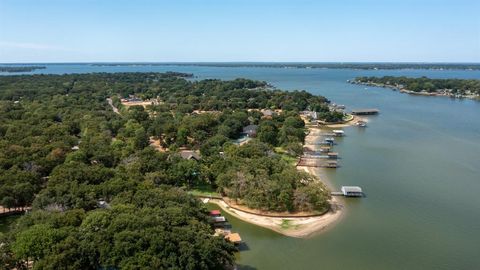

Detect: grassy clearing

[343,114,354,122]
[280,219,291,229]
[188,185,222,198]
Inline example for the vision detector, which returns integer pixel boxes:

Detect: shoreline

[351,80,480,101]
[208,196,343,238]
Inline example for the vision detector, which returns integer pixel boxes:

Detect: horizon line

[2,61,480,65]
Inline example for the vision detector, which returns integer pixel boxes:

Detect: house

[242,124,258,137]
[301,110,318,120]
[341,186,363,197]
[179,150,201,161]
[261,109,275,118]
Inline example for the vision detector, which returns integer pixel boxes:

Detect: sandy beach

[208,196,343,238]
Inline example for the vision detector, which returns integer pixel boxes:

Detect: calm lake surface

[3,64,480,269]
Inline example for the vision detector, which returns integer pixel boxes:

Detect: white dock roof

[341,186,363,193]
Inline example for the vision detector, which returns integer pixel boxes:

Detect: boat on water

[356,121,367,127]
[324,137,335,143]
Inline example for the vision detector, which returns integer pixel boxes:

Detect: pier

[210,210,243,245]
[351,108,379,115]
[297,158,339,168]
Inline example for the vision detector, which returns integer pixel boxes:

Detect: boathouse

[213,216,226,223]
[341,186,363,197]
[327,152,338,159]
[179,150,201,161]
[332,130,344,136]
[225,233,242,245]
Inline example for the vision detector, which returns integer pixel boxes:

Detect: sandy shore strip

[208,197,343,238]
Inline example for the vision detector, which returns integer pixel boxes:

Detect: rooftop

[341,186,363,193]
[210,210,221,216]
[225,233,242,243]
[351,109,380,115]
[179,150,201,160]
[242,124,258,133]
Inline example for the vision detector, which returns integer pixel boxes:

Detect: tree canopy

[0,72,334,268]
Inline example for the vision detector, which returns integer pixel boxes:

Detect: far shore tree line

[354,76,480,95]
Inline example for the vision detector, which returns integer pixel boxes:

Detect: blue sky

[0,0,479,63]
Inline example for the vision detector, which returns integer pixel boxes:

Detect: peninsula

[0,66,46,73]
[0,72,348,268]
[351,76,480,100]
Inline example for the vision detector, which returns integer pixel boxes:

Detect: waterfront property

[351,109,379,115]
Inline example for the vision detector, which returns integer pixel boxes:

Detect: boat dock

[331,186,364,197]
[351,108,379,115]
[297,158,339,168]
[210,210,243,245]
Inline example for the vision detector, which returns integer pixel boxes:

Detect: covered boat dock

[351,109,379,115]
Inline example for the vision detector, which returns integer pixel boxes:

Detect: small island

[351,76,480,100]
[0,66,46,73]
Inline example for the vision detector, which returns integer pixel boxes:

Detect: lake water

[2,64,480,269]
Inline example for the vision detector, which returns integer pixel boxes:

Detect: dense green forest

[0,66,46,73]
[0,72,334,268]
[353,76,480,95]
[91,62,480,70]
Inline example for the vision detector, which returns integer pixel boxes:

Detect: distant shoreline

[88,62,480,71]
[0,65,46,73]
[350,79,480,100]
[2,62,480,71]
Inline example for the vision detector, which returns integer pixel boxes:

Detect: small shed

[341,186,363,197]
